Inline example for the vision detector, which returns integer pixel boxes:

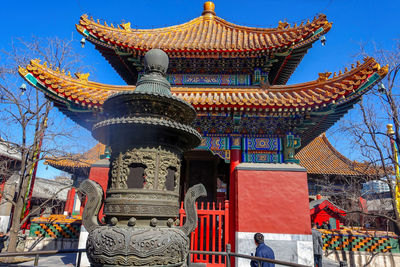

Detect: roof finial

[202,1,216,17]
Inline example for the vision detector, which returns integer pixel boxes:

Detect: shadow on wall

[22,237,79,252]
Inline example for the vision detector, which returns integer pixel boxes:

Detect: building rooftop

[18,57,388,144]
[44,143,106,174]
[0,139,21,161]
[77,4,330,55]
[296,133,381,176]
[32,177,72,201]
[76,2,332,85]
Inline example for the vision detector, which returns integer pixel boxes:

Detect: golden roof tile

[76,4,332,56]
[296,134,381,176]
[45,143,106,169]
[19,57,388,112]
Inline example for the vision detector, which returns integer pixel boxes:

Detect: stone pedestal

[232,163,313,267]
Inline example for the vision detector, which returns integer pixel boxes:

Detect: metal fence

[180,200,230,266]
[0,244,310,267]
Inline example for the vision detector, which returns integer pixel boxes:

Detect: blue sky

[1,0,399,178]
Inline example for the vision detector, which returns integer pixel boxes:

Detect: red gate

[179,200,229,267]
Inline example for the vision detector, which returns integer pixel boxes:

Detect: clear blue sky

[1,0,399,178]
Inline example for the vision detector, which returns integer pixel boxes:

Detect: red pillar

[64,187,76,215]
[229,136,241,253]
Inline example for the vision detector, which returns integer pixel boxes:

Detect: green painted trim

[65,104,93,113]
[82,29,89,37]
[356,72,380,93]
[116,51,133,56]
[24,73,67,104]
[24,73,91,113]
[312,27,324,37]
[284,158,300,164]
[274,51,291,57]
[310,109,335,116]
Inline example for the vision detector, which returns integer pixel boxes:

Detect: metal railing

[0,244,311,267]
[0,248,84,266]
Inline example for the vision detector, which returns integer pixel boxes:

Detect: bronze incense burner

[80,49,206,266]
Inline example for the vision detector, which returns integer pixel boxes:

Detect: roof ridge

[321,133,358,167]
[77,11,331,54]
[78,12,328,34]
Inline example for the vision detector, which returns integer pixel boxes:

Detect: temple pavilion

[19,1,387,191]
[18,2,388,265]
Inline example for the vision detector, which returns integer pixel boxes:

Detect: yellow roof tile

[296,134,382,176]
[19,57,387,112]
[77,7,331,56]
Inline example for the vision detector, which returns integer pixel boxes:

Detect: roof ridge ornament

[75,72,90,83]
[202,1,216,17]
[317,72,332,82]
[120,22,131,31]
[277,21,290,30]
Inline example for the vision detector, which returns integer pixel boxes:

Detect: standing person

[250,233,275,267]
[312,223,323,267]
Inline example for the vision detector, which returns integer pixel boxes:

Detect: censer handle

[180,183,207,235]
[79,179,104,232]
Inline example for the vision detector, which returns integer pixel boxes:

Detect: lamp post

[386,124,400,215]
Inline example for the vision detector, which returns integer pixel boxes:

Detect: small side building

[309,196,346,229]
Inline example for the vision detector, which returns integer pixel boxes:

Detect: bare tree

[310,172,395,230]
[336,40,400,232]
[0,37,87,252]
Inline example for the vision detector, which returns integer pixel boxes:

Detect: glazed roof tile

[45,143,105,169]
[18,57,387,111]
[76,7,331,55]
[296,134,381,176]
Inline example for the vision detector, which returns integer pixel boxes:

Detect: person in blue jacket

[250,233,275,267]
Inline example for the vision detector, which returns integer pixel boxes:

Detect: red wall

[234,168,311,235]
[88,166,109,193]
[88,166,109,218]
[313,210,333,226]
[312,210,342,229]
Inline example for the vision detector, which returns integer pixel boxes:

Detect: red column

[64,187,76,215]
[0,180,5,203]
[229,136,241,254]
[64,189,71,214]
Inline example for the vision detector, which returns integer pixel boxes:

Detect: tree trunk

[7,172,31,252]
[7,196,24,252]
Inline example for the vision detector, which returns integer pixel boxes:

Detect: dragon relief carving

[157,152,180,191]
[142,153,156,189]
